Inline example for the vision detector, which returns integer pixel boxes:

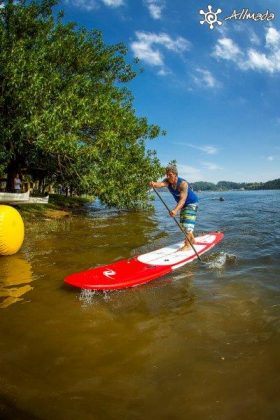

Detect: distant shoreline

[195,188,280,192]
[190,179,280,192]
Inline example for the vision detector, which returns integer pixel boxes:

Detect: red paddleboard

[64,231,224,290]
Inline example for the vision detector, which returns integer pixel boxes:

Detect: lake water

[0,190,280,419]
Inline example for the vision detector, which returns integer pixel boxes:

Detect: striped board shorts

[180,204,198,233]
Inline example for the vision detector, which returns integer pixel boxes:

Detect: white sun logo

[200,5,222,29]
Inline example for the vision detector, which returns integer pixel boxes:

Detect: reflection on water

[0,256,33,308]
[0,191,279,419]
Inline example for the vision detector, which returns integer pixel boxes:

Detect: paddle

[152,187,203,263]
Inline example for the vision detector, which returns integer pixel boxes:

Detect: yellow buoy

[0,205,24,255]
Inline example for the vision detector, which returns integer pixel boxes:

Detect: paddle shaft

[152,187,203,262]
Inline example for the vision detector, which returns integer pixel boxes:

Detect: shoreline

[14,194,94,220]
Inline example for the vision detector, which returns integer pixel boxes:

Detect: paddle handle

[152,187,202,262]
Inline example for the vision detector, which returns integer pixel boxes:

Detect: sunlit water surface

[0,190,280,419]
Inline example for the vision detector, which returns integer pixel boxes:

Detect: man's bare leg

[180,231,195,251]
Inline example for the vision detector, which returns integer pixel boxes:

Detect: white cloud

[266,27,280,49]
[65,0,124,10]
[131,34,163,67]
[131,31,191,73]
[216,23,229,37]
[232,24,261,46]
[201,161,223,171]
[213,37,243,61]
[158,67,171,76]
[193,68,219,89]
[266,154,280,162]
[177,164,204,183]
[101,0,124,6]
[64,0,98,10]
[213,26,280,74]
[144,0,165,20]
[249,30,261,46]
[187,144,219,155]
[246,49,274,73]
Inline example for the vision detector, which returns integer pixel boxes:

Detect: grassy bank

[16,194,94,220]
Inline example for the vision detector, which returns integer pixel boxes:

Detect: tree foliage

[262,178,280,189]
[0,0,165,207]
[191,181,216,191]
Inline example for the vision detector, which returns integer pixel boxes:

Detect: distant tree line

[191,179,280,191]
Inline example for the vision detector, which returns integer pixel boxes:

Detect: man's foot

[179,244,191,251]
[179,232,196,251]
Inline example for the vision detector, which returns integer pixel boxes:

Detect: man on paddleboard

[150,165,198,251]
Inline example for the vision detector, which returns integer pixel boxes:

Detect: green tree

[262,179,280,189]
[192,181,217,191]
[0,0,164,206]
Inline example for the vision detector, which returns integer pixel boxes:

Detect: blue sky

[61,0,280,183]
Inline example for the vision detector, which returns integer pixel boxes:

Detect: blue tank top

[167,177,198,206]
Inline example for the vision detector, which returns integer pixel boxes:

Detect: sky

[60,0,280,183]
